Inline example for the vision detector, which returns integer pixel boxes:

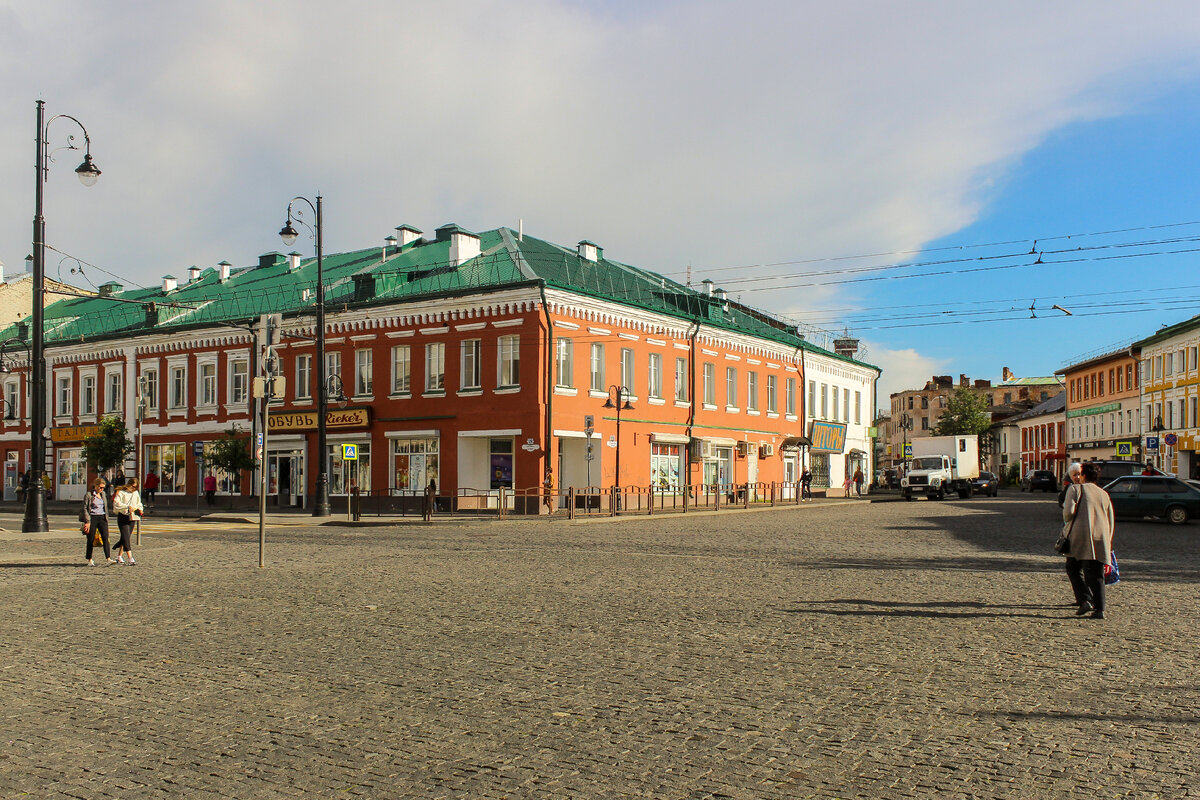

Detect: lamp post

[898,413,913,472]
[25,101,101,533]
[602,385,633,509]
[278,195,331,517]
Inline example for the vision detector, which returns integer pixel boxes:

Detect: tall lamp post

[278,195,331,516]
[898,413,913,472]
[602,385,633,508]
[25,101,101,533]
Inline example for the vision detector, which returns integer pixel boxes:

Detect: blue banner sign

[809,421,847,453]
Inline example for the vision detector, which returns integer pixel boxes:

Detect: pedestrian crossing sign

[903,443,913,458]
[341,444,358,460]
[1115,441,1133,457]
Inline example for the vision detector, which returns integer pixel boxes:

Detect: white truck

[901,435,980,500]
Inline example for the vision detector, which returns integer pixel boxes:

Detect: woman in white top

[112,478,145,565]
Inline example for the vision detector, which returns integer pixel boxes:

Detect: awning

[848,448,867,455]
[781,436,812,449]
[650,432,691,445]
[705,436,738,447]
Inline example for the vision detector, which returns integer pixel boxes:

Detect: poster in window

[490,453,513,489]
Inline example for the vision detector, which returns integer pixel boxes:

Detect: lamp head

[621,400,634,411]
[602,397,615,409]
[279,221,299,247]
[74,153,101,187]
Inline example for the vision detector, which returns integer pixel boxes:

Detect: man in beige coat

[1061,462,1115,619]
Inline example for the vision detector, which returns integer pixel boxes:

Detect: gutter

[539,281,553,482]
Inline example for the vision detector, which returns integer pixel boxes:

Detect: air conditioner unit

[737,441,751,456]
[700,441,717,460]
[759,443,775,458]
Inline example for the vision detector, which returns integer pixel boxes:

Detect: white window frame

[355,349,374,397]
[725,366,738,409]
[620,348,635,396]
[296,354,312,401]
[141,366,159,413]
[703,362,715,406]
[425,342,445,393]
[747,371,758,412]
[498,335,520,388]
[460,339,481,391]
[326,352,342,398]
[105,368,123,414]
[674,357,688,403]
[391,345,411,395]
[198,361,217,407]
[229,358,249,405]
[647,353,662,400]
[80,373,96,417]
[590,343,605,392]
[555,338,574,388]
[169,365,187,410]
[767,374,777,414]
[785,377,796,417]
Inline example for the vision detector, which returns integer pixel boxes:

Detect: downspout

[797,342,807,472]
[539,281,553,488]
[686,318,701,487]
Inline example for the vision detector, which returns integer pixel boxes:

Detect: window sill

[167,409,188,417]
[747,410,761,416]
[422,391,446,398]
[352,395,375,403]
[194,404,218,415]
[222,403,248,414]
[702,403,718,411]
[725,406,741,414]
[389,392,412,400]
[647,397,665,405]
[457,389,483,397]
[589,390,609,399]
[554,386,578,396]
[674,399,690,408]
[495,386,521,395]
[767,412,779,419]
[785,414,798,422]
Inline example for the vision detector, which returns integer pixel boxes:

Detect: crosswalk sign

[341,444,358,460]
[1115,441,1133,457]
[903,443,913,458]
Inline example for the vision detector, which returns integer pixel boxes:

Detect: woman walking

[112,478,144,565]
[83,478,114,566]
[1061,462,1115,619]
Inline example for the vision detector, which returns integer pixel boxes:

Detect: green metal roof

[1133,312,1200,349]
[6,226,878,372]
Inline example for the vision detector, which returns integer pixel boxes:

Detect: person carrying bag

[112,478,145,565]
[1060,462,1116,619]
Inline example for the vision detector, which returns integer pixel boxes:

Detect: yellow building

[1135,315,1200,478]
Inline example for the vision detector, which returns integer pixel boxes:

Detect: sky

[3,1,1200,409]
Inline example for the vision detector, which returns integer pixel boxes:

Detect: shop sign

[809,421,847,453]
[50,425,101,443]
[268,407,370,432]
[1066,402,1121,419]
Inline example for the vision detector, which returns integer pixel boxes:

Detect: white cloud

[868,343,951,410]
[2,0,1200,319]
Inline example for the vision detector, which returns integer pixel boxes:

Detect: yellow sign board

[50,425,102,443]
[268,408,370,432]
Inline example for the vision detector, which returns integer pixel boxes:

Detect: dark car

[1021,469,1058,492]
[972,471,999,497]
[1103,475,1200,524]
[1089,460,1146,485]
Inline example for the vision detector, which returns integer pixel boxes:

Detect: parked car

[1089,460,1146,485]
[972,471,1000,497]
[1021,470,1058,492]
[1103,475,1200,524]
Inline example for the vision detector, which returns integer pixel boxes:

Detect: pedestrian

[112,478,144,566]
[18,469,29,502]
[853,467,865,497]
[144,470,159,504]
[83,477,114,566]
[800,468,813,502]
[1059,462,1086,606]
[204,473,217,507]
[423,478,437,522]
[1061,461,1115,619]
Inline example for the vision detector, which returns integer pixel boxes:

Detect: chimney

[833,336,860,358]
[577,240,598,262]
[702,279,715,296]
[1002,366,1014,382]
[959,374,968,388]
[715,287,728,301]
[395,225,422,247]
[0,258,5,282]
[384,235,397,259]
[218,261,232,281]
[436,224,481,267]
[98,281,123,297]
[258,252,286,269]
[162,275,177,293]
[187,266,201,283]
[145,302,159,327]
[287,251,302,270]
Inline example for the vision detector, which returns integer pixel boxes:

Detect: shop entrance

[269,450,305,508]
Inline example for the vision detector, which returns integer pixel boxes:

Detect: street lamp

[278,195,330,517]
[25,101,101,532]
[602,385,634,508]
[898,413,913,470]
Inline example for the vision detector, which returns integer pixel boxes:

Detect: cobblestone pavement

[1,495,1197,799]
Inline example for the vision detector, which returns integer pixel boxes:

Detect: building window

[703,362,715,405]
[197,363,216,406]
[56,376,72,417]
[786,377,796,416]
[356,349,374,396]
[921,416,930,430]
[1191,396,1198,429]
[820,384,828,419]
[590,343,605,392]
[460,340,480,390]
[1191,347,1198,372]
[921,396,929,409]
[647,353,662,399]
[392,437,439,491]
[650,442,683,489]
[106,372,123,413]
[230,360,248,404]
[296,355,312,400]
[725,367,737,408]
[142,368,158,412]
[555,338,574,388]
[329,442,370,494]
[674,357,688,402]
[145,443,186,493]
[326,352,342,397]
[391,346,411,394]
[81,375,95,416]
[4,381,17,421]
[809,381,817,416]
[498,335,520,387]
[747,371,758,411]
[170,367,186,409]
[767,374,777,414]
[855,391,862,424]
[620,348,635,394]
[425,342,445,392]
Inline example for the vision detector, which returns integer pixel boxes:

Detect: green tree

[932,387,992,437]
[206,426,255,492]
[83,415,134,477]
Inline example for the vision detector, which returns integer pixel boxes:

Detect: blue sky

[3,1,1200,407]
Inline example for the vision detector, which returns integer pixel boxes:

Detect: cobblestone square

[1,496,1197,798]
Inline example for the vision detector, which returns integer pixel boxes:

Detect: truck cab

[900,435,980,500]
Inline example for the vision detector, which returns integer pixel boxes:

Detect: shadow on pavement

[0,562,80,569]
[778,598,1063,619]
[978,709,1199,725]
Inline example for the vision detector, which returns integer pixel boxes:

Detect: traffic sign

[1164,433,1178,446]
[1146,436,1160,451]
[1115,441,1133,457]
[903,443,913,458]
[342,443,358,460]
[256,432,264,447]
[193,441,204,457]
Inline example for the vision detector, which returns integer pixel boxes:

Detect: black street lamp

[278,195,331,517]
[25,101,101,533]
[602,385,634,506]
[898,413,913,469]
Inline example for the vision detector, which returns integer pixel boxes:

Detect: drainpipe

[539,281,553,489]
[685,318,701,488]
[797,343,807,473]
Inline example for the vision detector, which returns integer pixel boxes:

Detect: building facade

[1057,347,1142,467]
[1135,317,1200,478]
[0,224,879,509]
[1013,394,1066,479]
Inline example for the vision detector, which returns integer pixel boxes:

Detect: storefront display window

[392,438,438,491]
[146,443,187,493]
[329,442,371,495]
[489,438,513,489]
[650,443,682,489]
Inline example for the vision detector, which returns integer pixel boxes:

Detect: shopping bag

[1104,551,1121,585]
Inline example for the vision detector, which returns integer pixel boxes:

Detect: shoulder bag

[1055,485,1081,555]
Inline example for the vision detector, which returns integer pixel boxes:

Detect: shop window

[145,443,187,493]
[392,438,439,491]
[650,443,682,490]
[489,438,513,489]
[329,442,370,495]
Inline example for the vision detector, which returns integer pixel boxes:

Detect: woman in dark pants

[1061,462,1115,619]
[83,478,113,566]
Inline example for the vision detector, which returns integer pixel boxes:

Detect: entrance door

[3,459,16,502]
[277,457,292,507]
